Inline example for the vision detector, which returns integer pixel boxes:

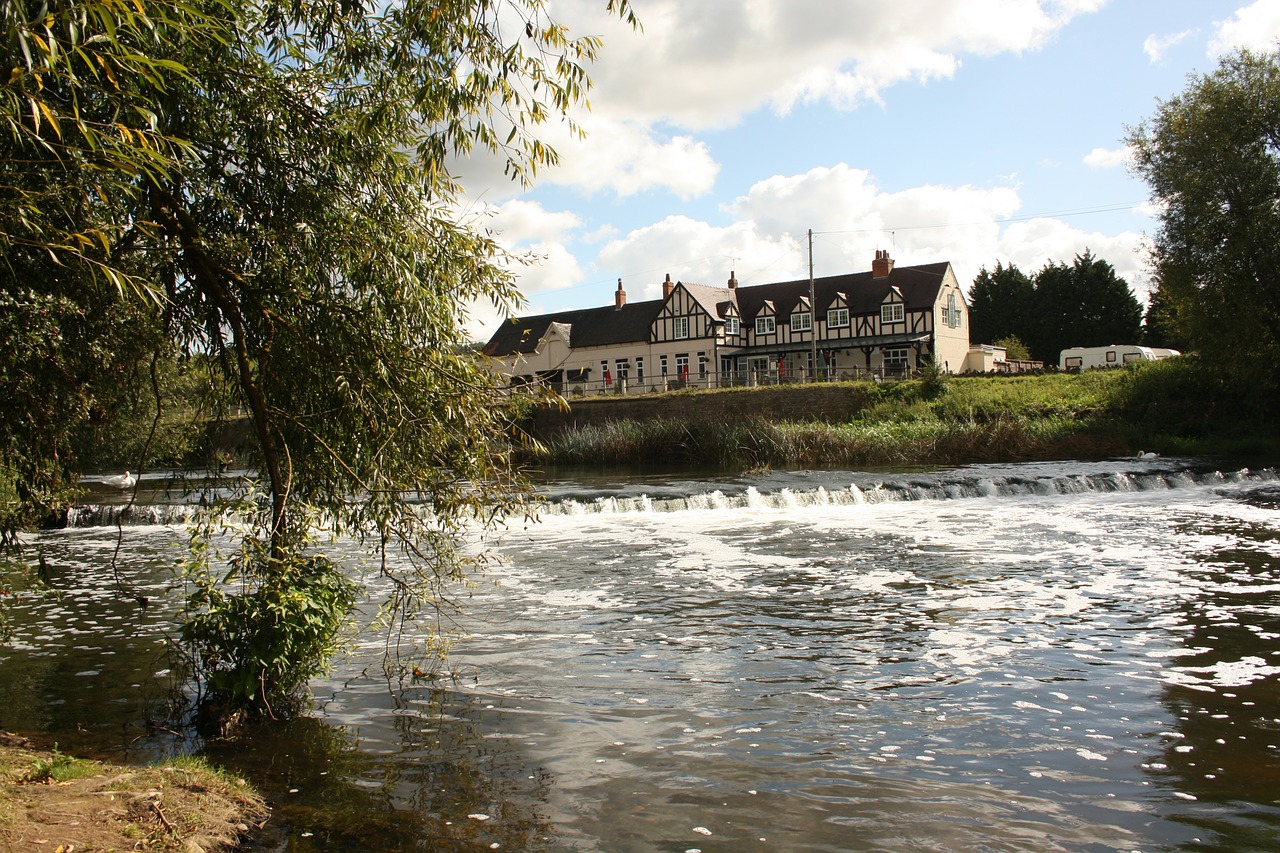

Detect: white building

[484,253,992,393]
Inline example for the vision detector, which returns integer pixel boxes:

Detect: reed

[530,360,1278,469]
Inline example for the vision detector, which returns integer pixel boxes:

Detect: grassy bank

[529,360,1279,469]
[0,734,266,850]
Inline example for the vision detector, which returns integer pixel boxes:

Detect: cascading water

[4,457,1280,852]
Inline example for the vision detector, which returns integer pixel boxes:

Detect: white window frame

[884,348,910,369]
[636,357,644,383]
[755,316,776,335]
[673,316,690,339]
[616,358,629,381]
[725,316,740,336]
[827,307,849,328]
[881,303,904,324]
[791,310,812,332]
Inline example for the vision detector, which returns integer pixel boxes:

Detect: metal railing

[505,366,918,398]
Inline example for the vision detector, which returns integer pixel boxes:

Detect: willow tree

[3,0,637,717]
[1128,48,1280,400]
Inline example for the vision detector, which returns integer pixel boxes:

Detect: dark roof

[483,261,953,357]
[734,262,951,321]
[482,300,662,357]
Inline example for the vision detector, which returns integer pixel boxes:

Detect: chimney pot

[615,277,626,309]
[728,270,738,290]
[872,250,894,278]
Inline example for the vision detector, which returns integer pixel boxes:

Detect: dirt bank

[1,733,267,851]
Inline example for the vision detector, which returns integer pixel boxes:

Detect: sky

[457,0,1280,340]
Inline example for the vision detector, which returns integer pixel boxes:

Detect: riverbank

[0,734,266,851]
[523,359,1280,468]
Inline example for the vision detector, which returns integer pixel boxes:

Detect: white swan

[1136,451,1158,460]
[104,471,136,489]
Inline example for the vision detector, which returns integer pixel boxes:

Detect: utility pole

[808,229,817,382]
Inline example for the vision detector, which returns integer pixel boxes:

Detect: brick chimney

[615,278,626,309]
[662,273,674,299]
[728,270,738,290]
[872,249,894,278]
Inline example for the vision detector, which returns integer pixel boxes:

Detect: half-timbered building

[483,252,988,393]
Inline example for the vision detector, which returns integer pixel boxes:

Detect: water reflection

[1146,509,1280,851]
[210,686,556,851]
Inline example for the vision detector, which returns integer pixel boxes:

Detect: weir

[60,464,1279,527]
[535,466,1275,517]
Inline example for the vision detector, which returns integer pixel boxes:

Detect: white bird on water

[104,471,136,489]
[1136,451,1158,460]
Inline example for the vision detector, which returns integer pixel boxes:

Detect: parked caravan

[1059,345,1181,371]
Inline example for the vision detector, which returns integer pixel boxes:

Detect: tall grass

[531,360,1279,469]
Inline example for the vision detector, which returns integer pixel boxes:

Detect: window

[616,359,629,381]
[884,348,909,372]
[698,352,707,379]
[601,360,612,385]
[881,302,904,324]
[673,316,690,339]
[827,307,849,328]
[676,354,690,381]
[660,354,668,376]
[725,316,740,336]
[755,316,776,335]
[1106,350,1117,363]
[945,293,961,328]
[636,357,644,383]
[791,310,812,332]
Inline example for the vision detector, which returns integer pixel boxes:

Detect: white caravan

[1059,345,1181,371]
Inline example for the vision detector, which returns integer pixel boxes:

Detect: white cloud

[544,117,719,199]
[461,2,1108,206]
[582,164,1030,295]
[1209,0,1280,55]
[554,0,1105,129]
[595,215,797,301]
[487,199,582,246]
[1083,145,1133,168]
[1143,30,1191,63]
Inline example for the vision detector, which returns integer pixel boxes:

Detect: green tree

[1141,278,1190,351]
[1128,48,1280,397]
[3,0,639,718]
[968,261,1034,347]
[992,335,1031,361]
[1028,251,1143,364]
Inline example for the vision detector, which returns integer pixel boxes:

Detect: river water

[2,459,1279,852]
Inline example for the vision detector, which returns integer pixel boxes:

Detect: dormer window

[725,316,740,336]
[881,303,904,324]
[755,316,776,335]
[827,307,849,328]
[791,310,812,332]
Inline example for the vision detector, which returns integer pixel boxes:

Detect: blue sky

[459,1,1280,339]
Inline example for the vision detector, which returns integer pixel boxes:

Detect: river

[1,458,1279,852]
